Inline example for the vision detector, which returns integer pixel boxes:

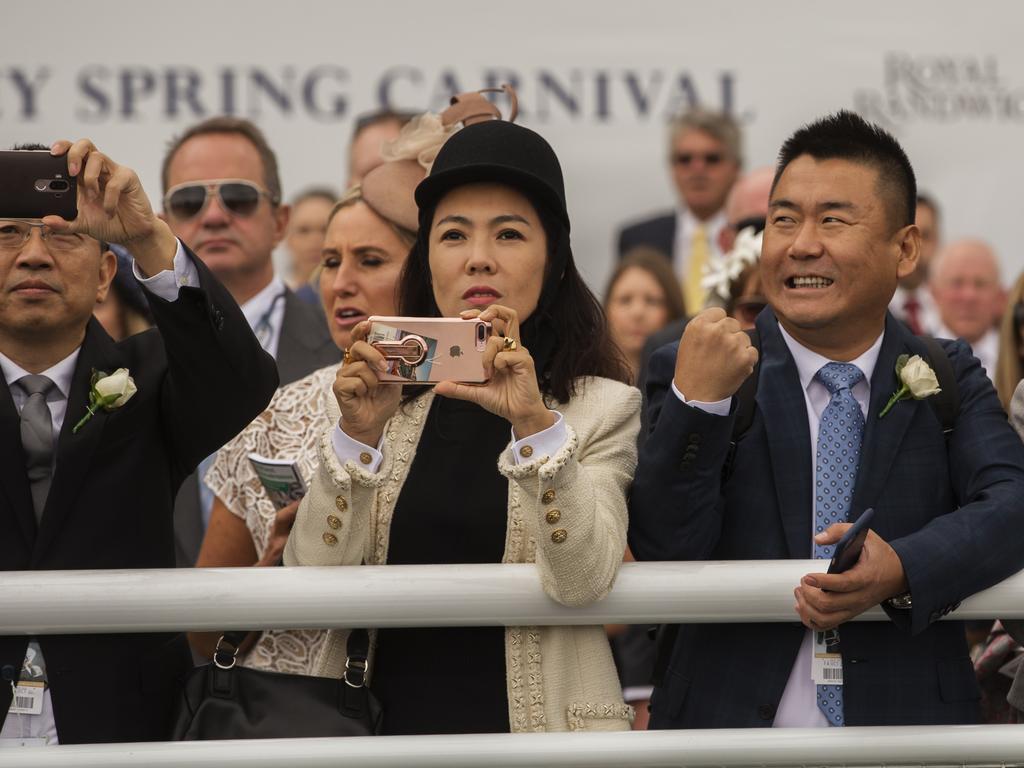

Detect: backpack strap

[721,328,762,482]
[916,335,959,435]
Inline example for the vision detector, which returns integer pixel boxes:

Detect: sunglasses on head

[672,151,724,167]
[163,179,277,220]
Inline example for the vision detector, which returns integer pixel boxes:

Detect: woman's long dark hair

[398,196,630,404]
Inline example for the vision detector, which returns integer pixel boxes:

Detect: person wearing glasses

[0,140,277,746]
[159,117,340,567]
[617,108,742,316]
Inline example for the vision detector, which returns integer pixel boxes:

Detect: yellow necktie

[685,225,709,315]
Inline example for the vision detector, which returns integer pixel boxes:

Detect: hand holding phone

[0,150,78,220]
[826,507,875,575]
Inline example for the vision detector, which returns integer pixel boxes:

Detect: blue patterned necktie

[813,362,865,727]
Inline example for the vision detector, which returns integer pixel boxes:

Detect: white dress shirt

[673,320,884,727]
[239,275,287,361]
[935,324,997,384]
[673,207,727,283]
[332,411,568,472]
[0,240,196,748]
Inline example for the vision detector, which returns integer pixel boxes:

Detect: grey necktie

[17,374,56,523]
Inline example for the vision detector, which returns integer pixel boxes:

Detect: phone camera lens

[50,180,69,192]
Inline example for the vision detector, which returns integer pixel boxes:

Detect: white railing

[1,561,1023,634]
[4,727,1024,767]
[2,562,1024,767]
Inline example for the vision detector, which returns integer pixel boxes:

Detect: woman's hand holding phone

[434,305,554,439]
[333,321,402,447]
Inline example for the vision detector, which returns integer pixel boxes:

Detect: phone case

[367,316,490,384]
[0,150,78,221]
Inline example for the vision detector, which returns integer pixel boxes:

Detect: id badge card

[8,681,44,715]
[812,631,843,686]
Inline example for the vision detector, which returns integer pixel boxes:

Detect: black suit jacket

[629,309,1024,728]
[172,287,339,566]
[617,211,676,261]
[0,249,278,744]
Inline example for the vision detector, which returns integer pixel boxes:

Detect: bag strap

[721,328,762,482]
[343,629,371,688]
[917,335,959,435]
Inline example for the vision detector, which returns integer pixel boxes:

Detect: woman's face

[319,201,410,350]
[606,266,670,357]
[428,183,547,321]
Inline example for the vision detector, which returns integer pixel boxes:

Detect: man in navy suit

[629,111,1024,728]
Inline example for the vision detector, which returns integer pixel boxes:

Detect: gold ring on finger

[343,349,353,364]
[502,336,518,352]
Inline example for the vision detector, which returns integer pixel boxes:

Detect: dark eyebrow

[436,213,532,228]
[769,199,858,213]
[437,214,471,227]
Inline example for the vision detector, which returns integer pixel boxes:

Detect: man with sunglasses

[160,117,339,567]
[617,108,742,315]
[0,140,278,745]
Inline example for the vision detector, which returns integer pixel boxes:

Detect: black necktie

[17,374,56,523]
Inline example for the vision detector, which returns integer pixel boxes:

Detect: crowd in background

[4,86,1024,746]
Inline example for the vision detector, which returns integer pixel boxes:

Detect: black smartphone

[826,507,875,575]
[0,150,78,220]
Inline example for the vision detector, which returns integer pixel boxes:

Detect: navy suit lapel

[852,313,920,518]
[756,311,814,558]
[0,375,37,549]
[32,320,119,562]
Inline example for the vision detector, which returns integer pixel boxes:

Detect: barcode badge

[812,653,844,686]
[8,682,43,715]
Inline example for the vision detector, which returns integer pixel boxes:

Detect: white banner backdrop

[2,1,1023,292]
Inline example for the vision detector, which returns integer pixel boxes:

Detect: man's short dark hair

[772,110,917,231]
[161,117,281,204]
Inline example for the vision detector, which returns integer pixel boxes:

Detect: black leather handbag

[172,628,382,739]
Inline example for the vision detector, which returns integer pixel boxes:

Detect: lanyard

[253,291,285,353]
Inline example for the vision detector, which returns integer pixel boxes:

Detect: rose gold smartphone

[367,316,491,384]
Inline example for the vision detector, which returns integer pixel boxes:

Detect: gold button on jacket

[519,445,534,459]
[545,509,562,525]
[335,495,348,512]
[359,452,373,465]
[322,532,338,546]
[327,515,342,530]
[551,528,568,544]
[542,489,556,505]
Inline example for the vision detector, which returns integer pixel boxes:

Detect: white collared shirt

[0,350,79,448]
[672,207,728,282]
[240,275,287,359]
[674,319,884,728]
[889,286,940,337]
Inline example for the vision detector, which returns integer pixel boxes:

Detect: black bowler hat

[414,120,570,230]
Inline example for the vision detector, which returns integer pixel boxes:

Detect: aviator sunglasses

[163,179,278,220]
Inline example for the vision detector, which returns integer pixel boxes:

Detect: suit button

[359,452,373,465]
[757,704,775,721]
[335,496,347,512]
[211,307,225,330]
[542,489,556,505]
[519,445,534,459]
[322,532,338,546]
[545,509,562,525]
[688,433,701,444]
[327,515,342,530]
[551,529,568,544]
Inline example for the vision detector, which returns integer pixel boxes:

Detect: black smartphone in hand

[826,507,875,575]
[0,150,78,220]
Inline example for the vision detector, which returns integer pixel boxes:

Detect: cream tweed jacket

[284,376,640,732]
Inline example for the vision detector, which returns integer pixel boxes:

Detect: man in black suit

[160,117,340,566]
[617,108,742,314]
[0,139,278,744]
[630,112,1024,728]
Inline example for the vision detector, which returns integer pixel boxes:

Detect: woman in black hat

[286,116,639,734]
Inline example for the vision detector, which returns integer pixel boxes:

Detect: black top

[371,396,511,735]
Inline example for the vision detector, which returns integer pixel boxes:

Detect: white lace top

[206,364,339,675]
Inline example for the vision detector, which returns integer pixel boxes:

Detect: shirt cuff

[133,239,199,301]
[670,380,732,416]
[331,425,384,473]
[511,411,566,465]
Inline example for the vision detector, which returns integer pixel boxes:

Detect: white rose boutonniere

[878,354,941,418]
[72,368,137,434]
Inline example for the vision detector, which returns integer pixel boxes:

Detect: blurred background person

[604,248,685,384]
[93,245,154,341]
[931,238,1004,382]
[890,193,942,335]
[285,187,337,305]
[617,108,742,315]
[995,272,1024,410]
[160,116,340,567]
[346,109,416,186]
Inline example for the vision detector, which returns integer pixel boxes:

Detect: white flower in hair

[700,226,763,301]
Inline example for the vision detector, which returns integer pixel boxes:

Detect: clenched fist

[674,308,758,402]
